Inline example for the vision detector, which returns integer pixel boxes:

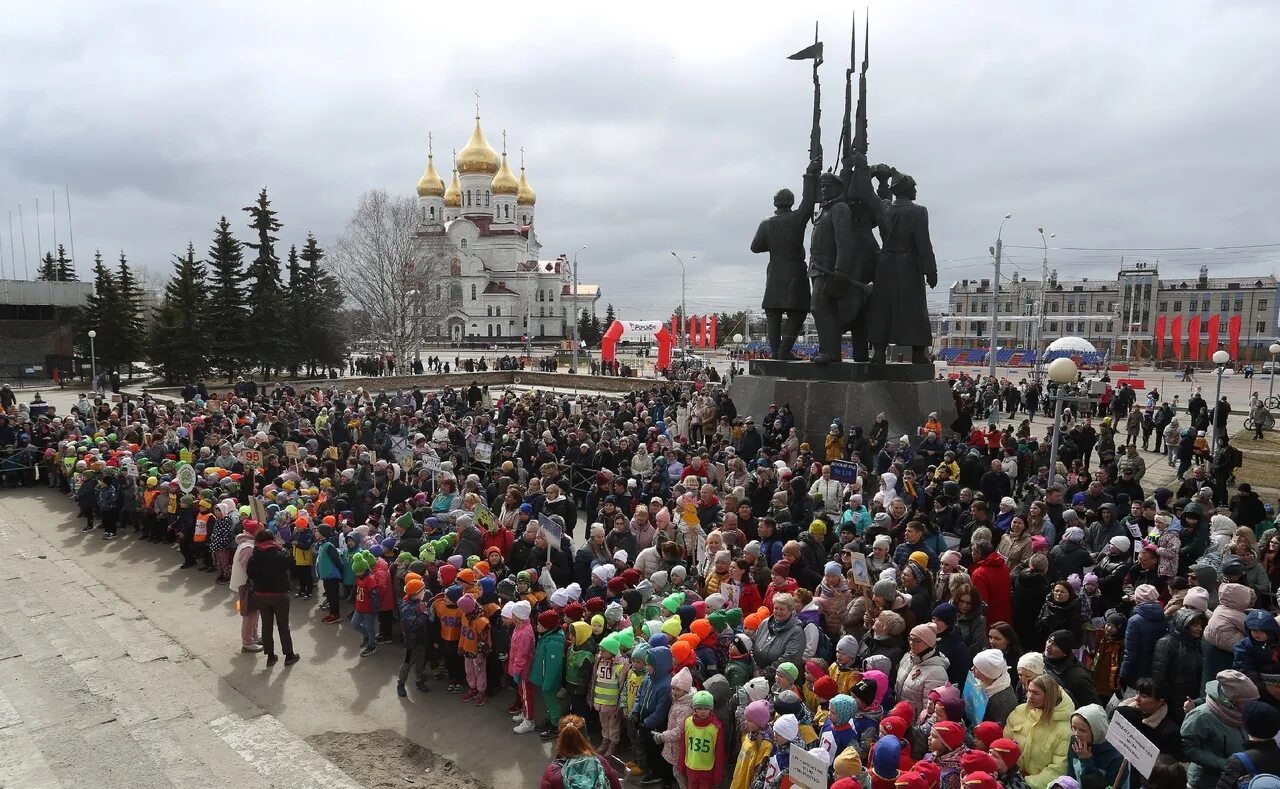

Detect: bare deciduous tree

[329,189,451,364]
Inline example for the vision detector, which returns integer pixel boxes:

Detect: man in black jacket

[1217,701,1280,788]
[1044,629,1100,706]
[931,602,972,687]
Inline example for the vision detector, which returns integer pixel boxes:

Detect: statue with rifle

[752,23,822,360]
[808,12,876,364]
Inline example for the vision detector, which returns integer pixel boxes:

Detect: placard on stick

[1105,709,1159,778]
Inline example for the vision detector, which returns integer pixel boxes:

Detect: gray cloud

[2,1,1279,322]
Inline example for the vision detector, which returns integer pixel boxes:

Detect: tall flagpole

[52,189,59,279]
[34,195,42,271]
[18,204,30,279]
[65,185,77,277]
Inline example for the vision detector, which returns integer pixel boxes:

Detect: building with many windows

[409,113,599,343]
[945,264,1279,362]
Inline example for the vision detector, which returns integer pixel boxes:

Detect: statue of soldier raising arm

[751,156,821,359]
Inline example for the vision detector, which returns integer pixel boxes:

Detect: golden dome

[492,152,519,196]
[456,115,500,175]
[516,166,536,206]
[416,153,445,198]
[443,165,462,208]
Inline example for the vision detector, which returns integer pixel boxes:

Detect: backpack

[813,624,835,663]
[97,483,118,512]
[295,528,315,551]
[559,756,609,789]
[1229,751,1280,789]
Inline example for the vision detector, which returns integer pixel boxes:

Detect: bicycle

[1244,412,1276,431]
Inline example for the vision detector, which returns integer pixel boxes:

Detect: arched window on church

[504,205,509,219]
[465,190,471,207]
[486,305,492,317]
[495,325,502,337]
[539,323,545,336]
[470,283,477,300]
[460,239,468,250]
[485,192,490,207]
[449,283,462,303]
[495,306,501,317]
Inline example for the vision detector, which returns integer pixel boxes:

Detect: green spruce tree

[75,251,120,371]
[56,245,77,281]
[242,188,284,378]
[205,216,249,380]
[114,251,147,376]
[149,243,208,384]
[36,252,58,281]
[604,302,617,327]
[299,232,346,376]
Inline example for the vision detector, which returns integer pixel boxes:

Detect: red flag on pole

[1207,315,1220,358]
[1229,314,1242,359]
[689,316,698,348]
[1188,315,1202,361]
[1154,315,1166,359]
[709,314,718,347]
[1171,315,1183,360]
[671,314,679,341]
[701,315,709,348]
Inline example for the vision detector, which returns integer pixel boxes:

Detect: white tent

[1046,336,1097,353]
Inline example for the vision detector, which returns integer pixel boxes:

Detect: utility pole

[988,213,1011,380]
[671,251,691,354]
[1035,227,1054,380]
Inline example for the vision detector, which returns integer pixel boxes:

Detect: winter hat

[1030,535,1048,552]
[771,561,790,578]
[614,630,636,651]
[872,579,899,600]
[537,610,560,630]
[851,679,877,707]
[880,716,908,739]
[870,734,902,778]
[823,561,843,577]
[563,602,584,622]
[909,623,937,648]
[873,534,892,551]
[1184,586,1211,612]
[1133,584,1159,604]
[403,577,425,597]
[1063,526,1085,543]
[549,588,570,607]
[585,598,606,615]
[972,649,1008,680]
[691,690,714,709]
[598,634,620,655]
[889,701,915,725]
[1108,535,1131,554]
[1047,779,1080,789]
[1245,700,1280,739]
[744,677,770,702]
[1017,651,1045,677]
[1219,669,1262,707]
[933,720,965,750]
[932,602,957,628]
[604,601,624,626]
[511,600,531,620]
[704,593,726,613]
[989,737,1022,765]
[894,771,926,789]
[775,690,803,716]
[830,694,858,725]
[743,540,762,558]
[813,676,838,701]
[776,662,800,682]
[909,551,930,569]
[1047,629,1078,653]
[836,634,859,658]
[444,584,464,604]
[772,714,799,741]
[961,773,999,789]
[744,699,772,728]
[650,570,669,590]
[972,721,1004,749]
[438,564,458,587]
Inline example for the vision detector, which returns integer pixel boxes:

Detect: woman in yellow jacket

[1003,673,1074,789]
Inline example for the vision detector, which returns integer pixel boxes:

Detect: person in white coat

[229,520,262,653]
[894,623,950,716]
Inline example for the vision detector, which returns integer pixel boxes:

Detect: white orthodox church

[412,114,599,343]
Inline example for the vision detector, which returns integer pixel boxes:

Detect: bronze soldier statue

[866,169,938,364]
[807,170,872,364]
[751,157,820,359]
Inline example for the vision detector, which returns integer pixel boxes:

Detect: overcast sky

[3,1,1280,320]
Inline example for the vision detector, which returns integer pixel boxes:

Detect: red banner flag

[1188,315,1202,361]
[1207,315,1220,358]
[1229,314,1243,359]
[709,314,718,348]
[701,315,710,348]
[671,314,679,341]
[1154,315,1167,359]
[1171,315,1183,360]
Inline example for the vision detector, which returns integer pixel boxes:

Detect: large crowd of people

[2,366,1280,789]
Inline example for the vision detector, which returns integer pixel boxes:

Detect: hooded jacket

[1003,685,1074,789]
[1192,563,1220,609]
[1151,607,1206,710]
[1066,704,1125,789]
[1120,601,1167,686]
[1046,651,1100,708]
[1048,539,1091,584]
[1232,608,1280,687]
[1181,679,1247,789]
[970,550,1012,625]
[635,646,673,731]
[658,667,695,766]
[893,647,949,714]
[1204,582,1252,685]
[229,531,257,591]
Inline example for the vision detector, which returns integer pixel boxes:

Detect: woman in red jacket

[970,541,1012,626]
[539,715,622,789]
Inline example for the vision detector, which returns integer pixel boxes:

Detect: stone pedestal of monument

[731,359,957,461]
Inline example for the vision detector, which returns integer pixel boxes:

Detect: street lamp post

[1212,348,1231,452]
[1045,356,1079,486]
[405,290,419,369]
[1268,342,1280,405]
[1034,227,1056,381]
[988,213,1012,380]
[670,251,691,355]
[88,329,97,393]
[570,244,587,373]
